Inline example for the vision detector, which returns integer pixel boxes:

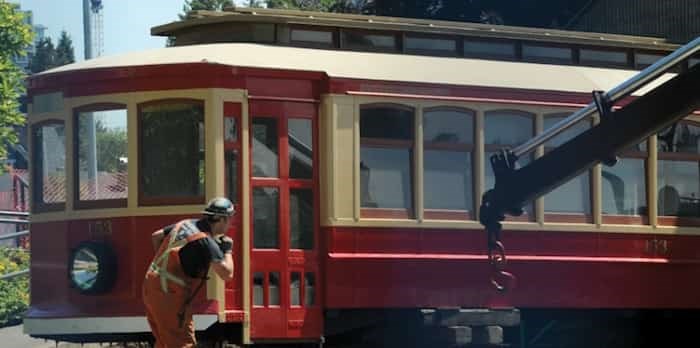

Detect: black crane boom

[479,55,700,291]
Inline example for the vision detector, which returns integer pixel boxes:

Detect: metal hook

[489,241,516,291]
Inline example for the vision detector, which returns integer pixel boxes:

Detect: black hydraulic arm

[479,63,700,291]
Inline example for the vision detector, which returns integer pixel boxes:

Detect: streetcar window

[139,100,204,205]
[484,111,535,219]
[522,44,573,64]
[75,105,127,208]
[253,272,264,306]
[253,187,279,249]
[657,120,700,219]
[224,117,237,142]
[269,272,280,306]
[602,140,648,220]
[290,272,301,306]
[32,121,66,212]
[32,92,63,114]
[602,158,647,217]
[543,114,591,217]
[360,104,414,217]
[423,107,474,218]
[579,48,629,67]
[288,118,312,179]
[290,27,335,47]
[463,39,516,59]
[225,150,238,205]
[405,35,457,56]
[690,58,700,68]
[252,117,278,178]
[342,30,397,52]
[635,52,663,69]
[290,188,313,250]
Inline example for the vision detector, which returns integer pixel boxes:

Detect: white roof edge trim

[37,43,675,97]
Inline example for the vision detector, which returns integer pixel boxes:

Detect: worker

[142,197,235,348]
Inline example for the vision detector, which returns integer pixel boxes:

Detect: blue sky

[15,0,250,60]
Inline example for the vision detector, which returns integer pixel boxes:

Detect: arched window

[484,110,535,221]
[423,107,474,219]
[73,103,127,209]
[542,113,591,222]
[138,99,205,206]
[360,103,414,218]
[657,118,700,225]
[32,120,66,212]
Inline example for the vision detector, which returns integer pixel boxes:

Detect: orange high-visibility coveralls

[142,220,208,348]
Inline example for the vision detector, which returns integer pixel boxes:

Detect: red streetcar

[23,7,700,347]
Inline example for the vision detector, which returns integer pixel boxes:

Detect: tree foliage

[178,0,234,19]
[30,37,54,74]
[77,117,127,174]
[0,3,33,171]
[0,247,30,327]
[54,31,75,66]
[30,31,75,74]
[263,0,375,12]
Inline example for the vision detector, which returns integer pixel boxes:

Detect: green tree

[30,31,75,73]
[0,247,30,327]
[266,0,337,11]
[96,129,127,173]
[77,118,127,173]
[0,3,33,170]
[54,30,75,67]
[179,0,235,19]
[30,37,54,73]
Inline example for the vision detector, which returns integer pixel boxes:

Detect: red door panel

[249,101,322,341]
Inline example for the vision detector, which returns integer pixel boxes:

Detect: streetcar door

[248,101,321,341]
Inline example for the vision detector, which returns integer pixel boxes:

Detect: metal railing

[0,211,29,281]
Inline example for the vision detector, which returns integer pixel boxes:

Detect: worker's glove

[217,236,233,254]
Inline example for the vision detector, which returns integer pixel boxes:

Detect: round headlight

[68,241,117,295]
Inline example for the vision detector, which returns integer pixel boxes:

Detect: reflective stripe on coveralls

[149,220,207,293]
[143,220,209,348]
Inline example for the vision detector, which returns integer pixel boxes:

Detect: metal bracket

[592,90,619,166]
[479,149,520,292]
[489,149,523,216]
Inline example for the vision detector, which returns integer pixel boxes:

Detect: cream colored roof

[40,43,672,96]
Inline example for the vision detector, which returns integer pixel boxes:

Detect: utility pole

[82,0,92,60]
[83,0,98,197]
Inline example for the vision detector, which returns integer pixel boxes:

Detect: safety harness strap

[149,220,208,293]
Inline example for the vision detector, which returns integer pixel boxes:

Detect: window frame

[73,103,128,210]
[137,98,206,206]
[521,42,575,65]
[484,109,535,222]
[462,37,518,61]
[577,46,632,69]
[656,119,700,226]
[422,106,475,220]
[289,24,338,49]
[340,28,400,53]
[359,102,415,219]
[31,119,67,213]
[403,32,459,57]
